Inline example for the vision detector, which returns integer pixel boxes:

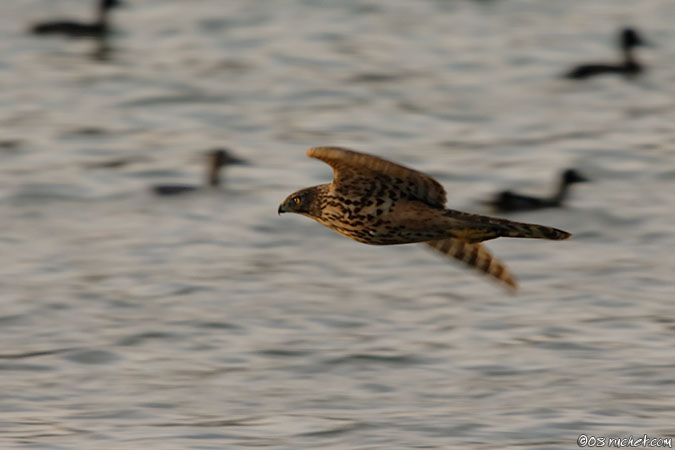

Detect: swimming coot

[565,27,649,80]
[152,149,246,196]
[31,0,122,38]
[485,169,589,212]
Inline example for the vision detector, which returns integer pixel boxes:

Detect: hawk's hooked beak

[278,204,286,215]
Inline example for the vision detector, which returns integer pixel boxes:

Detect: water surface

[1,0,675,448]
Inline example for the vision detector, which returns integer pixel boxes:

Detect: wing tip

[306,146,351,159]
[494,263,518,293]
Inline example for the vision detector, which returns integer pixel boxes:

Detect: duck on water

[485,169,589,212]
[152,149,246,196]
[30,0,122,38]
[565,27,650,80]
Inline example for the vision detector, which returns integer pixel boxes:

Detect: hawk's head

[278,186,324,218]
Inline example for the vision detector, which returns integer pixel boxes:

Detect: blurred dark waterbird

[565,28,649,79]
[31,0,122,38]
[152,149,246,196]
[485,169,589,212]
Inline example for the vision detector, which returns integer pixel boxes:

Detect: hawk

[278,147,571,291]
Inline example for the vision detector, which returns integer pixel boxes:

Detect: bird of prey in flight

[279,147,571,291]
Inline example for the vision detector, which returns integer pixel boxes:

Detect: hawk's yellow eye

[293,196,301,205]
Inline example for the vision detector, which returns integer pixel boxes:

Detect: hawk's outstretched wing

[424,238,517,291]
[307,146,447,208]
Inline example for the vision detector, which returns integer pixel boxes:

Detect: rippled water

[1,0,675,448]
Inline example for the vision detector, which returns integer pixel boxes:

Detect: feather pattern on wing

[307,146,447,208]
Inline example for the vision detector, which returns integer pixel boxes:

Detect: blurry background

[1,0,674,448]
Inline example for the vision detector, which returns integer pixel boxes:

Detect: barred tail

[424,238,518,292]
